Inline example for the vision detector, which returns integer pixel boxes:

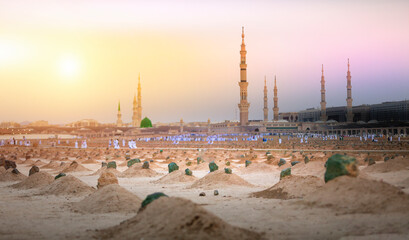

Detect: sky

[0,0,408,124]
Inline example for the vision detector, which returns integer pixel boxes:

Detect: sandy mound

[62,161,91,173]
[362,158,409,174]
[154,170,197,184]
[148,162,165,170]
[40,175,95,196]
[190,163,210,171]
[340,234,409,240]
[11,172,54,189]
[30,160,46,167]
[72,184,141,213]
[98,170,118,189]
[117,160,129,167]
[120,165,160,178]
[55,162,68,171]
[99,197,261,240]
[398,177,409,188]
[89,167,121,176]
[239,162,277,174]
[291,161,326,178]
[41,161,61,169]
[190,170,253,189]
[278,162,293,171]
[22,159,36,165]
[252,175,324,199]
[304,176,409,214]
[0,168,27,182]
[81,158,99,164]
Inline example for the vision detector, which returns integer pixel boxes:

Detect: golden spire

[348,58,350,72]
[241,26,246,50]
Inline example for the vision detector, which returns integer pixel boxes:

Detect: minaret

[180,118,184,133]
[346,59,354,122]
[273,75,279,121]
[238,27,250,126]
[263,76,268,122]
[116,101,123,127]
[132,93,138,127]
[137,73,142,125]
[320,64,327,122]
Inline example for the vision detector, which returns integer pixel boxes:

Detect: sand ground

[1,145,409,240]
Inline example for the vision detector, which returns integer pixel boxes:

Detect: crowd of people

[0,131,405,149]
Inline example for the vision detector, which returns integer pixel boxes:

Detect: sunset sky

[0,0,408,124]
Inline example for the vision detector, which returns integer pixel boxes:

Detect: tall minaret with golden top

[116,101,123,127]
[320,64,327,122]
[132,93,138,127]
[273,76,279,121]
[238,27,250,126]
[263,76,268,122]
[137,73,142,126]
[346,59,353,122]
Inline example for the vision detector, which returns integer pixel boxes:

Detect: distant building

[298,108,321,122]
[211,120,240,128]
[29,120,49,127]
[370,100,409,122]
[263,121,299,133]
[66,119,100,128]
[0,121,20,128]
[298,100,409,123]
[279,112,298,122]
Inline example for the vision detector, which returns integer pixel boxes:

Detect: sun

[58,55,80,78]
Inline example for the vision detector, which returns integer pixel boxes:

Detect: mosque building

[113,27,409,135]
[230,27,408,134]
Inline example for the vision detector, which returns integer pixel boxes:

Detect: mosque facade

[230,28,408,134]
[114,27,408,134]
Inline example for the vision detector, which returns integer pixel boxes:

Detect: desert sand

[0,138,409,239]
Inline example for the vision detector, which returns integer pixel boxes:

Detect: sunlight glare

[59,54,80,78]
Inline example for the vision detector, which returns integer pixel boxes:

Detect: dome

[140,117,153,128]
